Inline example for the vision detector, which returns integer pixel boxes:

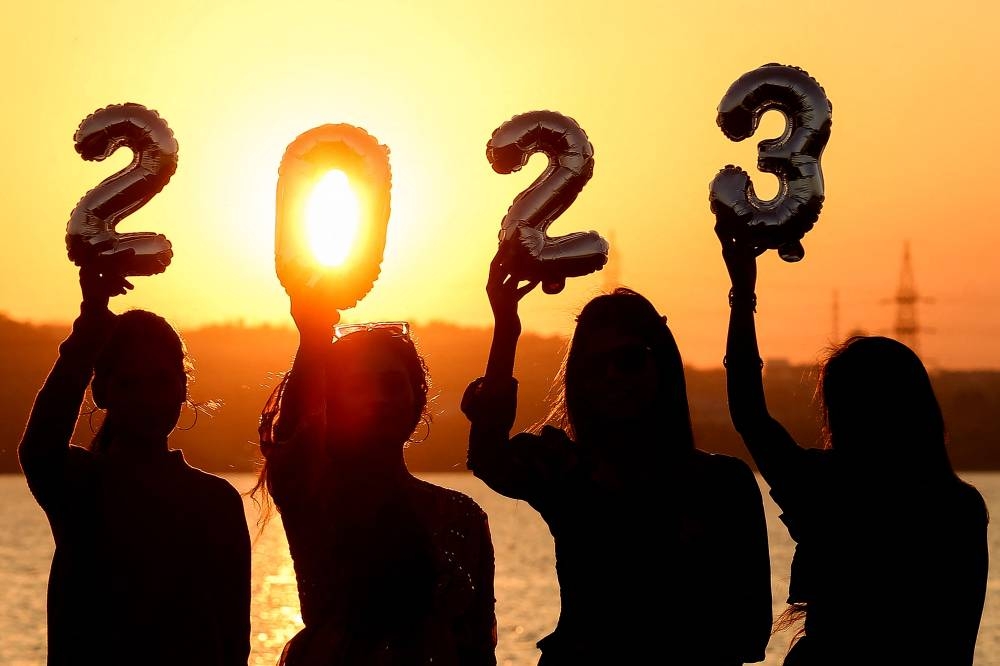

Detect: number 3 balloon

[709,63,832,262]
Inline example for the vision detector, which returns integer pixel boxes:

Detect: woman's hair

[90,309,191,453]
[542,287,695,450]
[816,335,955,479]
[252,329,432,524]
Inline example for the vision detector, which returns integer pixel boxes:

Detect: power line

[880,240,934,355]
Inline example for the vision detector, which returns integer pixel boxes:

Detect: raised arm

[716,226,804,487]
[462,249,559,500]
[483,251,538,383]
[18,265,130,511]
[259,279,341,502]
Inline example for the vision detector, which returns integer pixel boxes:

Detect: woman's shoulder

[691,449,757,479]
[951,478,989,525]
[174,454,246,506]
[412,477,489,522]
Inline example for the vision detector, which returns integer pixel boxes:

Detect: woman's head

[323,325,431,452]
[252,323,430,529]
[259,324,431,460]
[818,335,951,473]
[91,309,190,449]
[549,287,694,450]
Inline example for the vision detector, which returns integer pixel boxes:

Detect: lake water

[3,471,1000,665]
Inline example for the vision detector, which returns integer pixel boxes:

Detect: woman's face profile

[576,326,658,423]
[327,344,420,449]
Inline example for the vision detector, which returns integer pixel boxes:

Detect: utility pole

[882,241,933,355]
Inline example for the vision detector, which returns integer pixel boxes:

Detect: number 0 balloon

[487,110,608,294]
[65,103,177,276]
[274,124,391,311]
[709,63,832,262]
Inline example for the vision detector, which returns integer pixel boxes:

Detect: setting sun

[304,170,361,267]
[6,3,1000,666]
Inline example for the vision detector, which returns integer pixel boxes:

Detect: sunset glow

[2,1,1000,368]
[304,170,361,267]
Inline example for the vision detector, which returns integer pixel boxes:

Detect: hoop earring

[87,405,104,434]
[408,416,431,444]
[176,401,200,431]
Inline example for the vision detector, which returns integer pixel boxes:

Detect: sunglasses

[585,343,653,375]
[333,321,410,341]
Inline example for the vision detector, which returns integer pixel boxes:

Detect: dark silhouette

[717,228,989,665]
[5,315,1000,475]
[17,265,251,666]
[252,281,497,665]
[461,251,773,665]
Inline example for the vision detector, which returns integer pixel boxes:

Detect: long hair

[777,336,966,647]
[542,287,695,451]
[251,328,432,525]
[90,309,191,453]
[816,335,956,481]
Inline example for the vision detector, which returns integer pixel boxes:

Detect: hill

[1,314,998,473]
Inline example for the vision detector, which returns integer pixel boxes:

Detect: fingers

[487,246,542,302]
[716,223,760,261]
[489,244,513,276]
[112,277,134,296]
[488,248,525,294]
[515,280,540,299]
[487,251,509,289]
[80,262,136,300]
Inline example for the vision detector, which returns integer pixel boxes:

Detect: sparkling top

[264,441,497,666]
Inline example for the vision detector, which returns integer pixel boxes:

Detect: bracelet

[728,287,757,312]
[723,355,764,370]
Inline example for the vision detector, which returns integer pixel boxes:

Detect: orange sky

[2,0,999,369]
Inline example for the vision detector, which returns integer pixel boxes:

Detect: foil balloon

[274,124,391,311]
[487,110,607,294]
[709,63,832,262]
[66,103,177,276]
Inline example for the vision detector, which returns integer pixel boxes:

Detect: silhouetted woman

[717,229,989,665]
[461,251,773,665]
[252,281,497,666]
[18,265,252,666]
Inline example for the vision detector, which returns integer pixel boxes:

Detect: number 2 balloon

[66,103,177,276]
[487,110,608,294]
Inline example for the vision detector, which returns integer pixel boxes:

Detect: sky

[2,0,999,369]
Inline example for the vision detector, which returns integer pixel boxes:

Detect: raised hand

[715,220,761,296]
[79,255,134,314]
[487,247,539,331]
[287,275,342,341]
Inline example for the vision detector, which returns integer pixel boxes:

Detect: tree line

[1,313,997,474]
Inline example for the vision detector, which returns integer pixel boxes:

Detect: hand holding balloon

[486,247,539,332]
[66,103,177,276]
[487,110,608,294]
[709,64,832,262]
[287,274,344,339]
[78,255,135,314]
